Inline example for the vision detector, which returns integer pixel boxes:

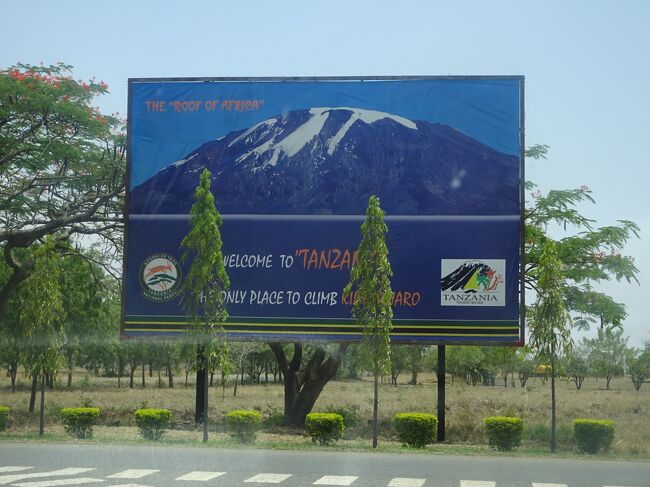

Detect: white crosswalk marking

[12,478,104,487]
[388,479,425,487]
[106,471,158,480]
[532,484,568,487]
[313,476,358,486]
[0,468,32,474]
[460,482,495,487]
[175,472,226,482]
[106,485,152,487]
[244,473,292,483]
[0,468,95,485]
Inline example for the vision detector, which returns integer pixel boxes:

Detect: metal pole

[437,345,446,442]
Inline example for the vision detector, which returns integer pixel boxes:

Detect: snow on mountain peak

[232,107,418,170]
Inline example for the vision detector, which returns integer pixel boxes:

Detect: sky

[2,0,648,346]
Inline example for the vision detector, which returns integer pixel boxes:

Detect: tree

[18,240,65,435]
[180,168,230,443]
[628,347,650,391]
[564,346,589,390]
[524,146,639,331]
[446,346,485,386]
[344,195,393,449]
[528,240,572,453]
[0,63,125,319]
[584,327,627,390]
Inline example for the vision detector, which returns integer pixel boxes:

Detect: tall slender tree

[344,195,393,448]
[528,240,572,452]
[180,168,230,443]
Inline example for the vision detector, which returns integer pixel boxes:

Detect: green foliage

[60,407,100,439]
[584,328,627,389]
[574,419,615,453]
[134,408,172,440]
[393,412,437,448]
[305,413,345,445]
[563,347,590,390]
[484,416,523,451]
[344,195,393,375]
[0,406,10,431]
[224,410,262,443]
[0,63,125,316]
[181,168,230,335]
[325,404,361,428]
[628,349,650,391]
[447,346,485,385]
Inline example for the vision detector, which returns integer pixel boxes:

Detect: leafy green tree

[0,63,125,318]
[180,168,230,442]
[389,344,409,386]
[446,346,486,386]
[563,346,590,390]
[525,146,639,330]
[344,195,393,449]
[627,347,650,391]
[484,346,518,387]
[406,345,427,385]
[19,240,65,435]
[528,240,572,452]
[584,327,628,390]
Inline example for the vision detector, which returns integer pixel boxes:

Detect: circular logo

[139,253,181,302]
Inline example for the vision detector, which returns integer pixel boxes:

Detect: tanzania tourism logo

[139,253,181,302]
[440,259,505,307]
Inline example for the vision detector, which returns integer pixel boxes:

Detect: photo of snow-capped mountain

[130,107,519,215]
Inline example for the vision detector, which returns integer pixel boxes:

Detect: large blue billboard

[123,77,524,344]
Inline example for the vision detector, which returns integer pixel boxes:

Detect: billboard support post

[437,345,446,442]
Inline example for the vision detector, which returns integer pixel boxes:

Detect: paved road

[0,443,648,487]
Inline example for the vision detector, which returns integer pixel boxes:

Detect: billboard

[123,76,524,344]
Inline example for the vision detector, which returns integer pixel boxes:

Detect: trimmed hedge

[484,416,523,451]
[60,407,100,439]
[0,406,10,431]
[134,408,172,440]
[225,410,262,443]
[305,413,345,445]
[574,419,614,453]
[394,413,437,448]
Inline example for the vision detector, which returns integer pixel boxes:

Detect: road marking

[244,473,292,483]
[0,469,32,474]
[106,471,158,480]
[0,468,96,485]
[388,479,426,487]
[175,472,226,481]
[532,484,568,487]
[12,478,104,487]
[106,485,152,487]
[460,482,495,487]
[313,476,358,486]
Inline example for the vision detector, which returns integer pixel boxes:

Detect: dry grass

[1,369,649,457]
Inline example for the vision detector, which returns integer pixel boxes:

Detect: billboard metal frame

[121,75,525,346]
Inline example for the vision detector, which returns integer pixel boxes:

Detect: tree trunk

[39,374,46,436]
[269,342,347,426]
[409,367,418,385]
[195,345,206,425]
[9,364,17,393]
[29,375,38,412]
[117,374,121,389]
[167,364,174,388]
[550,351,557,453]
[67,371,73,390]
[606,376,612,390]
[203,360,209,443]
[372,370,379,448]
[233,373,239,397]
[129,366,135,388]
[141,363,145,388]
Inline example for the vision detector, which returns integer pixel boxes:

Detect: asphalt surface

[0,442,648,487]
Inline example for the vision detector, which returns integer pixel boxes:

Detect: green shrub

[574,419,614,453]
[60,407,100,439]
[0,406,10,431]
[305,413,345,445]
[225,410,262,443]
[484,416,523,451]
[394,413,437,448]
[134,408,172,440]
[325,404,361,428]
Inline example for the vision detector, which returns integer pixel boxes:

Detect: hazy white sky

[2,0,648,345]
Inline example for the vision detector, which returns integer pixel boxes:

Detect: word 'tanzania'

[295,248,358,271]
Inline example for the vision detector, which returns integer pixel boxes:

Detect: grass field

[1,369,649,458]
